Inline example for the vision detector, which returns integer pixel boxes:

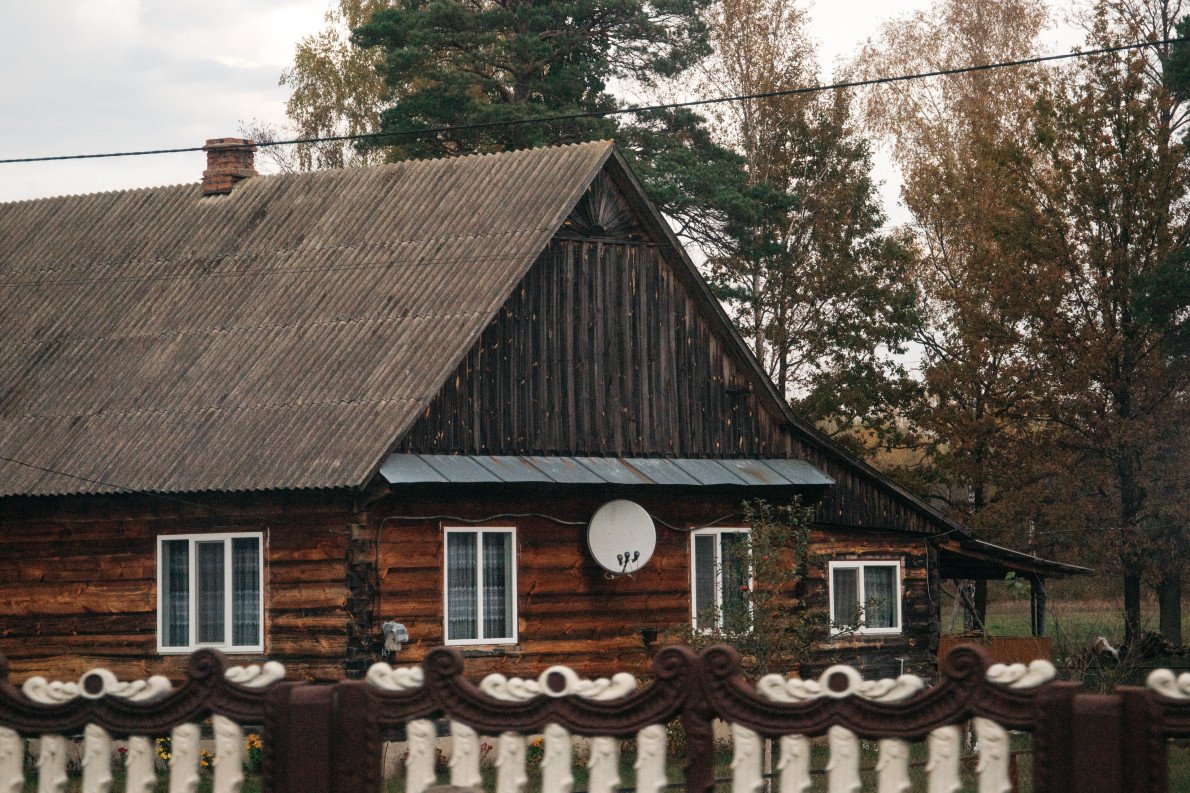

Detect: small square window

[828,560,902,635]
[444,527,517,645]
[158,533,263,653]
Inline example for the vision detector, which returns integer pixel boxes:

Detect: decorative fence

[1,644,1188,793]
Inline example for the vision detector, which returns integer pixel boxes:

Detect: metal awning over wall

[379,454,834,488]
[933,536,1093,580]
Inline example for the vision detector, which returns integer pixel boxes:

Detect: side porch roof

[933,535,1093,580]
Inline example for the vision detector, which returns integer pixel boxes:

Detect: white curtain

[232,537,260,646]
[482,533,511,639]
[832,567,859,628]
[447,533,478,640]
[864,566,896,628]
[719,533,748,632]
[196,542,225,643]
[693,535,715,628]
[162,540,189,646]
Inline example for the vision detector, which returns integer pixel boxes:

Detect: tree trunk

[1158,572,1183,646]
[1124,571,1143,649]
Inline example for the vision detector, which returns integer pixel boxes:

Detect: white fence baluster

[495,732,528,793]
[450,721,482,789]
[976,659,1055,793]
[212,715,245,793]
[0,728,21,793]
[925,726,961,793]
[216,661,284,793]
[730,725,763,793]
[405,719,438,793]
[776,734,810,793]
[972,718,1010,793]
[82,724,113,793]
[825,726,860,793]
[875,738,910,793]
[37,735,68,793]
[634,724,667,793]
[169,722,201,793]
[541,723,573,793]
[476,664,636,793]
[125,736,157,793]
[366,663,432,793]
[586,736,620,793]
[758,664,925,793]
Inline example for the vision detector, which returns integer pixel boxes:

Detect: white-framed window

[443,527,517,645]
[157,532,264,653]
[828,560,902,635]
[690,527,751,632]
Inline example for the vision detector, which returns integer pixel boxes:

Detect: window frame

[688,526,753,632]
[156,531,265,654]
[828,560,903,636]
[442,526,519,647]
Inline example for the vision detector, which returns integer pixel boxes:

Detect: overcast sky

[0,1,1080,218]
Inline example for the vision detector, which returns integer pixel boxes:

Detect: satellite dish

[587,500,656,575]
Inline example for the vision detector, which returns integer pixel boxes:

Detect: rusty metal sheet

[572,457,653,485]
[418,455,502,484]
[759,459,835,486]
[472,455,553,483]
[666,459,746,486]
[716,458,786,486]
[521,456,605,484]
[378,454,450,484]
[619,458,701,486]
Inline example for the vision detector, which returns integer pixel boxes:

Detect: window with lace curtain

[157,532,263,653]
[690,527,751,632]
[828,560,902,635]
[444,527,517,645]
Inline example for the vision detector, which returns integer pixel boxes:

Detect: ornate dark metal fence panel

[2,645,1189,793]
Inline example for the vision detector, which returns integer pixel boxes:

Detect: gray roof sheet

[379,454,834,487]
[0,142,614,495]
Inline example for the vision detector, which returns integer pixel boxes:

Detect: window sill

[455,645,521,658]
[828,630,904,639]
[158,647,265,655]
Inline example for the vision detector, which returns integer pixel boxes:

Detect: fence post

[265,683,335,793]
[331,682,381,793]
[264,681,380,793]
[1071,694,1124,793]
[682,699,716,793]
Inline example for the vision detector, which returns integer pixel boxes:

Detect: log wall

[370,485,937,679]
[0,486,938,683]
[0,492,353,683]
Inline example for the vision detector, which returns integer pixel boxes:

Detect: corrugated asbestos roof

[0,142,614,496]
[379,454,835,487]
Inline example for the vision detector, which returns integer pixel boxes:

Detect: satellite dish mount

[586,500,656,577]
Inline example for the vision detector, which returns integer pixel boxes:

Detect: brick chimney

[201,138,257,195]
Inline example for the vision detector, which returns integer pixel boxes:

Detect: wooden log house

[0,140,1086,682]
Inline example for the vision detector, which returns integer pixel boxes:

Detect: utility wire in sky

[1,35,1185,165]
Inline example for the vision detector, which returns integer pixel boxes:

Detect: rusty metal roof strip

[378,454,833,488]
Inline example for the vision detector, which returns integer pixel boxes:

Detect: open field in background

[944,575,1187,644]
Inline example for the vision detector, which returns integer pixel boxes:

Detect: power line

[1,35,1185,166]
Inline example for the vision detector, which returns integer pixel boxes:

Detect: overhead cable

[0,35,1184,165]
